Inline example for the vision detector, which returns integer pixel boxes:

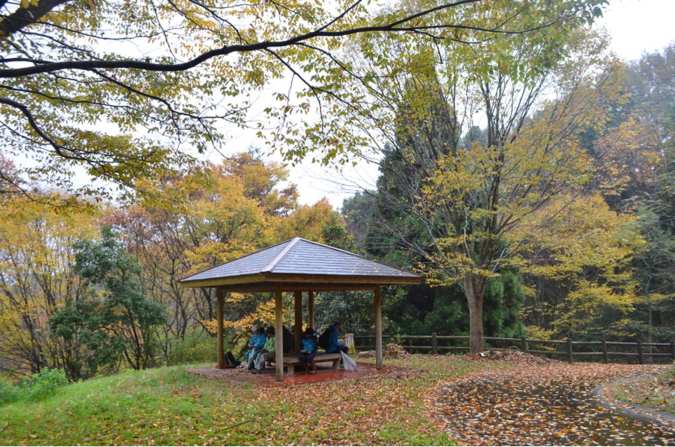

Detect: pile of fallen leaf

[467,349,557,365]
[358,343,410,359]
[385,343,411,359]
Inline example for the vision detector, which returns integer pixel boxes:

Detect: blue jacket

[250,332,267,349]
[324,325,343,353]
[301,335,317,353]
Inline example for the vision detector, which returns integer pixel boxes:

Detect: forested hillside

[341,44,675,346]
[0,152,354,380]
[1,0,672,382]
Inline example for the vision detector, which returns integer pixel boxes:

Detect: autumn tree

[108,155,280,356]
[0,193,97,379]
[0,151,349,374]
[355,106,526,340]
[222,150,299,217]
[109,152,349,355]
[516,195,642,340]
[336,0,621,352]
[0,151,22,196]
[0,0,582,202]
[619,45,675,343]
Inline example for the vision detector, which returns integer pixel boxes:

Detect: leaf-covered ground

[2,355,672,445]
[432,363,675,446]
[609,366,675,417]
[0,355,514,446]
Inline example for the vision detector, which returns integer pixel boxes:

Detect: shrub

[167,334,219,365]
[23,368,69,401]
[0,380,22,406]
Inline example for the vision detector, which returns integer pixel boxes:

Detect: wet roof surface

[180,237,419,283]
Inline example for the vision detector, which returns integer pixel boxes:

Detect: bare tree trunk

[464,273,484,354]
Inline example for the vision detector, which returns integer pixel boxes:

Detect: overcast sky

[235,0,675,210]
[600,0,675,60]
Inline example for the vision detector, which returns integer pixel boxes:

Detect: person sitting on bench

[299,327,318,375]
[324,322,348,354]
[245,324,267,370]
[251,326,276,374]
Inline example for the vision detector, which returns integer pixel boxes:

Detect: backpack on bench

[318,328,331,350]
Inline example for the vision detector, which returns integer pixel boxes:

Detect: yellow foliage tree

[514,194,643,338]
[348,24,628,352]
[0,195,97,378]
[113,153,343,354]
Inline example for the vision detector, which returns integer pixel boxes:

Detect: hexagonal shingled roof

[180,237,420,291]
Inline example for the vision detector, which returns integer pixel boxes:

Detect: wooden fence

[353,334,675,364]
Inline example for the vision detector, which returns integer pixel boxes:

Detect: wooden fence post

[351,333,675,364]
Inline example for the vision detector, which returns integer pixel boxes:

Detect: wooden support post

[308,291,314,329]
[294,290,302,353]
[375,286,382,370]
[521,337,528,353]
[567,337,573,364]
[432,333,438,355]
[602,339,608,364]
[217,289,225,369]
[637,340,644,365]
[671,341,675,361]
[275,284,284,382]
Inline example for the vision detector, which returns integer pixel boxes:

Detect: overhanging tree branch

[0,0,571,79]
[0,0,72,38]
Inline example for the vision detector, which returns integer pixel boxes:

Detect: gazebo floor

[186,362,409,387]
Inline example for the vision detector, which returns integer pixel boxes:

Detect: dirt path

[432,363,675,446]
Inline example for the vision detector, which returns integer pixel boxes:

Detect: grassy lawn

[610,365,675,416]
[0,355,515,446]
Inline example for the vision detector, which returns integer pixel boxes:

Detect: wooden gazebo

[180,237,421,381]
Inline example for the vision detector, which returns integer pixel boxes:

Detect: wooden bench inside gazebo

[180,237,421,381]
[277,352,341,374]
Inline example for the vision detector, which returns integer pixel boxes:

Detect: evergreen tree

[51,226,165,374]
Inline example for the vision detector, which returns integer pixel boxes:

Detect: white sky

[220,0,675,210]
[599,0,675,61]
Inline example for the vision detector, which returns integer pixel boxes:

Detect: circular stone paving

[433,363,675,446]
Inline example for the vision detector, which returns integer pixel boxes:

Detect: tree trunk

[464,272,485,354]
[647,289,653,364]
